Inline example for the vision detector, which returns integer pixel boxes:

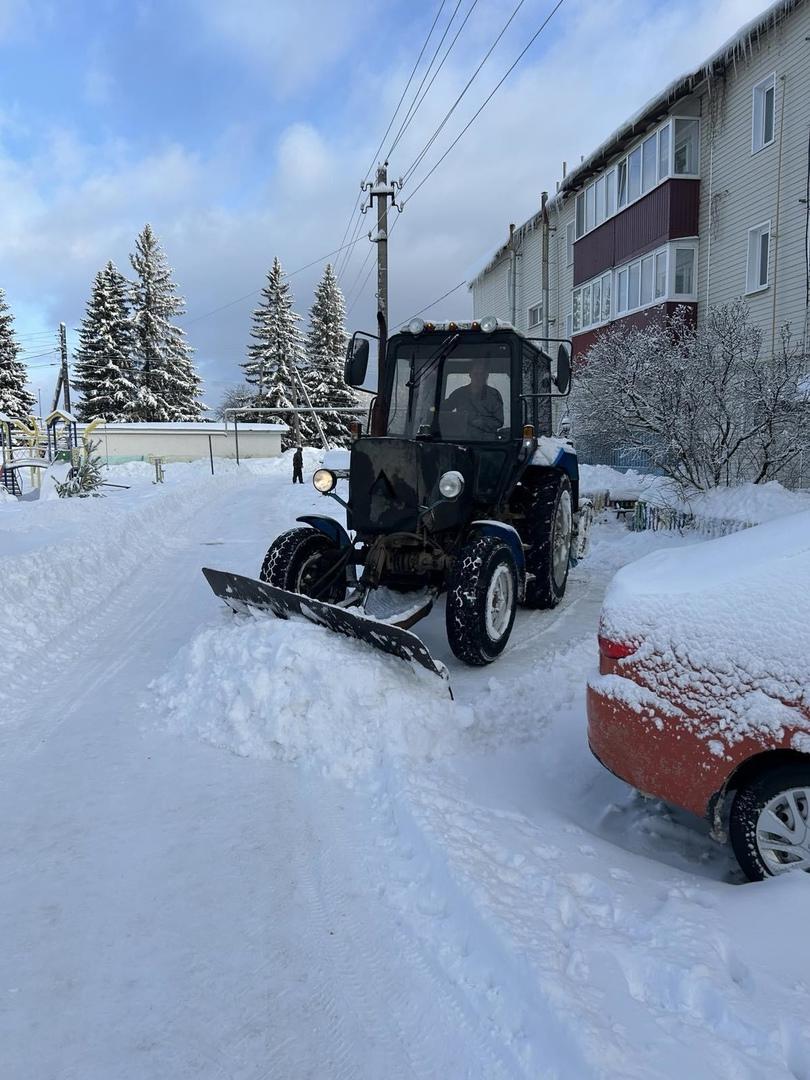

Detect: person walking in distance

[292,445,304,484]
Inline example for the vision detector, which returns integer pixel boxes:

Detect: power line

[334,0,449,281]
[183,234,367,327]
[386,0,466,160]
[401,0,531,187]
[388,0,480,161]
[405,0,567,203]
[395,279,468,326]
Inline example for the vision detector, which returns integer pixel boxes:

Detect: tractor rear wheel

[446,536,518,666]
[522,474,573,609]
[259,527,346,604]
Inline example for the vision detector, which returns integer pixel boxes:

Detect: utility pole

[59,322,71,414]
[361,162,401,434]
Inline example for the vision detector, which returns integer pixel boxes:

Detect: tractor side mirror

[555,344,571,395]
[345,335,370,387]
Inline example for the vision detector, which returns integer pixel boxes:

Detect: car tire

[522,474,573,609]
[729,763,810,881]
[259,527,346,605]
[446,536,518,666]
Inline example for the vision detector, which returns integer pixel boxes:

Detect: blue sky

[0,0,770,412]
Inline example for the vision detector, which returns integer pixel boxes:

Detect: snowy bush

[573,301,809,491]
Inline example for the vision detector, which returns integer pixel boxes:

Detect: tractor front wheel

[259,527,346,605]
[446,536,518,666]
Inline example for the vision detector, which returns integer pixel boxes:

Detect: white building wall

[86,423,286,462]
[697,1,810,351]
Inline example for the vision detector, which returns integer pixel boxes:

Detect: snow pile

[595,510,810,748]
[0,484,16,503]
[579,464,670,502]
[683,480,810,524]
[153,616,474,781]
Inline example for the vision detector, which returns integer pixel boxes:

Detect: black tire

[522,474,573,609]
[259,527,346,604]
[445,536,518,666]
[729,762,810,881]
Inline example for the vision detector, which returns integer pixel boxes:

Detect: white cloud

[3,0,780,411]
[192,0,380,97]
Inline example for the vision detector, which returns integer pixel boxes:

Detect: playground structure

[0,411,88,499]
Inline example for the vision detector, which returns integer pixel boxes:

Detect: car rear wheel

[446,536,518,666]
[259,527,346,605]
[729,763,810,880]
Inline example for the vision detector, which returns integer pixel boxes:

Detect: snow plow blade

[202,568,451,690]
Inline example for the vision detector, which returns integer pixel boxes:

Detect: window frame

[527,302,543,329]
[570,239,699,335]
[752,72,776,154]
[566,221,575,267]
[745,221,771,294]
[570,115,699,241]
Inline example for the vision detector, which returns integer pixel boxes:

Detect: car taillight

[598,634,636,659]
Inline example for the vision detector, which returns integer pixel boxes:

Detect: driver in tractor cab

[443,357,504,439]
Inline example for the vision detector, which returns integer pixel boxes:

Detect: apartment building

[470,0,810,366]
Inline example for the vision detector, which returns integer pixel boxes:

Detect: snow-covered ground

[2,454,809,1079]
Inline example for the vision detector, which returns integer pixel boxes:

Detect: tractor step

[202,568,451,692]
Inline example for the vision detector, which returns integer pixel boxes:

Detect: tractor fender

[469,520,525,575]
[296,515,352,549]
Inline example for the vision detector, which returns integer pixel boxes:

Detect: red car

[588,510,810,881]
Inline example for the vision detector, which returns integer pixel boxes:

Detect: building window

[617,267,629,313]
[640,254,654,306]
[641,133,657,194]
[627,145,642,202]
[746,222,770,293]
[605,170,616,217]
[752,73,776,153]
[655,250,667,298]
[571,241,698,335]
[565,313,573,338]
[570,117,699,243]
[657,122,670,182]
[628,261,641,309]
[527,302,543,328]
[585,184,596,232]
[617,159,627,208]
[673,118,699,175]
[674,246,696,296]
[566,221,575,266]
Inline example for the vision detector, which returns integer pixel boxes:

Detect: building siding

[696,1,810,351]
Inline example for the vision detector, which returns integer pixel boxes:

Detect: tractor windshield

[387,338,512,441]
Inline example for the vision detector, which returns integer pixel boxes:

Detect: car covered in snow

[587,510,810,880]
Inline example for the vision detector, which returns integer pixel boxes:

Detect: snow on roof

[470,0,805,287]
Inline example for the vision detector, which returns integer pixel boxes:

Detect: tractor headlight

[438,470,464,499]
[313,468,337,493]
[479,315,498,334]
[407,317,425,335]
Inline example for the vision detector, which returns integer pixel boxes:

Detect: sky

[0,0,773,414]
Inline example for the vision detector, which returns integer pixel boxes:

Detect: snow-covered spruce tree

[242,257,317,448]
[572,300,810,491]
[72,262,138,422]
[130,224,204,421]
[303,262,355,447]
[0,289,36,420]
